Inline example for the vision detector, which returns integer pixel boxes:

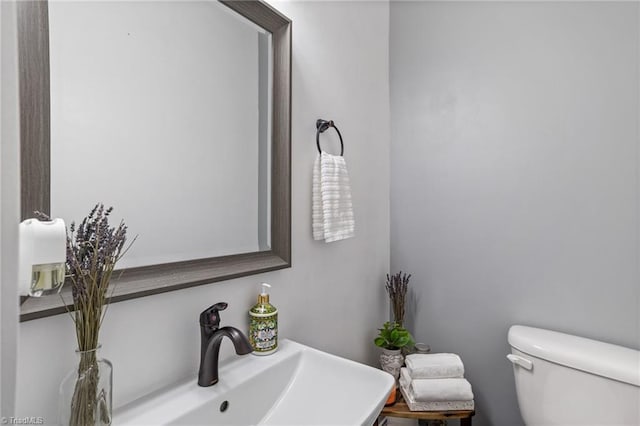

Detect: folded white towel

[399,368,474,408]
[405,353,465,379]
[399,380,475,411]
[411,378,474,402]
[400,367,412,387]
[312,152,355,243]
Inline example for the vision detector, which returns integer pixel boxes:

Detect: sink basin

[114,339,394,425]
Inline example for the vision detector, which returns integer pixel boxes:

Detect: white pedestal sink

[114,339,394,425]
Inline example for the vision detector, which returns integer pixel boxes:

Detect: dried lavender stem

[385,271,411,326]
[40,204,133,426]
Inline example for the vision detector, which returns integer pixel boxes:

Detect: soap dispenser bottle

[249,283,278,355]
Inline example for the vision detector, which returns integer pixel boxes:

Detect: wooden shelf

[378,389,475,425]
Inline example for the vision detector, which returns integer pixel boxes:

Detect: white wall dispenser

[18,218,66,297]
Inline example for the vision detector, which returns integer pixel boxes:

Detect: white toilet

[507,325,640,426]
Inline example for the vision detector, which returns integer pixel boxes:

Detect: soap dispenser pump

[249,283,278,355]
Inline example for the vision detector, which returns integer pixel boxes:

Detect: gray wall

[5,1,391,421]
[390,2,639,425]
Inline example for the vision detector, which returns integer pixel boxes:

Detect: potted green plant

[375,321,415,381]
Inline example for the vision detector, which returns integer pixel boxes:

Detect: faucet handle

[200,302,228,329]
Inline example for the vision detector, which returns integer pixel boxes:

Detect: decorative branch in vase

[385,271,411,327]
[40,204,134,426]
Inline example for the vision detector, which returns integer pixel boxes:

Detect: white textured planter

[380,348,404,381]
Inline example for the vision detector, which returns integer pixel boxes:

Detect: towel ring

[316,119,344,156]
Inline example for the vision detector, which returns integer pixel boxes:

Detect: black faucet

[198,302,253,387]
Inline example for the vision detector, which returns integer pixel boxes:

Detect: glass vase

[59,345,113,426]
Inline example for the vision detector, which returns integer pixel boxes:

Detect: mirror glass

[48,0,272,269]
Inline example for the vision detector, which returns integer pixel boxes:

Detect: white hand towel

[312,152,355,243]
[410,378,474,402]
[405,353,465,379]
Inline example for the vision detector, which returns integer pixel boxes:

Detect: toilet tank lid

[508,325,640,387]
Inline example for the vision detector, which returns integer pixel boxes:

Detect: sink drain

[220,401,229,413]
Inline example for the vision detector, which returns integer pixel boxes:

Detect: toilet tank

[507,325,640,426]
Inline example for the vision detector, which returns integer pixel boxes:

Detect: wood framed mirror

[18,0,291,321]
